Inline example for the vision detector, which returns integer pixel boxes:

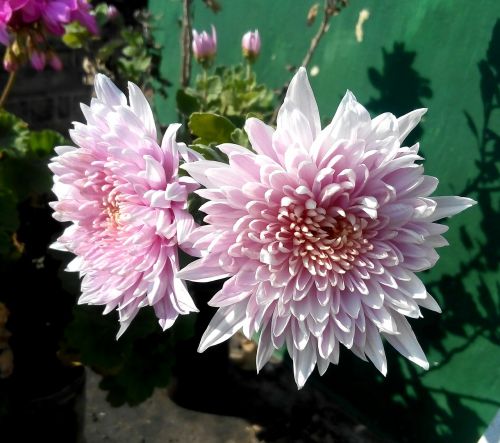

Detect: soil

[85,361,390,443]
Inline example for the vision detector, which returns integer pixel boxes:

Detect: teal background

[149,1,500,441]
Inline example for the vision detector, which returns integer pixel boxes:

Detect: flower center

[103,187,123,229]
[277,199,373,277]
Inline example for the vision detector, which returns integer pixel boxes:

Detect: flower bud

[192,25,217,67]
[48,53,63,71]
[30,51,46,71]
[242,30,261,62]
[107,5,119,20]
[3,49,17,72]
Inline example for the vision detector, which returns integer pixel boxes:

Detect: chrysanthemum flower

[50,75,200,336]
[178,67,475,388]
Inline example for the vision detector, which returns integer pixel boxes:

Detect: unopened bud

[107,5,119,20]
[192,25,217,67]
[48,53,63,71]
[242,30,261,62]
[3,50,17,72]
[30,51,46,71]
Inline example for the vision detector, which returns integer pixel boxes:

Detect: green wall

[149,1,500,441]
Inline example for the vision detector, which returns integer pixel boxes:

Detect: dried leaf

[307,3,320,26]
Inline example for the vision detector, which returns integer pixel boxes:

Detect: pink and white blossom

[178,67,475,388]
[50,75,200,336]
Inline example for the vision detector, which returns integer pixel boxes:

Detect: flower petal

[198,302,247,352]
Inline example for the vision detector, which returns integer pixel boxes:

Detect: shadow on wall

[367,42,433,145]
[320,22,500,443]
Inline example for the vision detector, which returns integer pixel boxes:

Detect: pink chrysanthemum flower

[178,67,475,388]
[50,74,200,336]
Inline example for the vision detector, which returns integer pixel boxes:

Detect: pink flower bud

[30,51,46,71]
[107,5,119,20]
[242,29,261,61]
[3,54,17,72]
[49,53,63,71]
[192,25,217,66]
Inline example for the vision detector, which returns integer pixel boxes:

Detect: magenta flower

[242,29,261,60]
[192,25,217,65]
[50,75,201,336]
[0,0,28,42]
[178,67,475,388]
[1,0,97,39]
[69,0,97,34]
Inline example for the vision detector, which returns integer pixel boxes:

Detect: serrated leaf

[0,110,29,157]
[206,76,223,100]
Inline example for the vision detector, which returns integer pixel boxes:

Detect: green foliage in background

[64,4,169,99]
[61,305,195,406]
[0,110,64,259]
[177,65,274,127]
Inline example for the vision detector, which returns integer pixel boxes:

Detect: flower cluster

[50,66,474,387]
[0,0,98,71]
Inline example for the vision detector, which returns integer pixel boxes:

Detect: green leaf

[188,112,236,145]
[176,89,201,116]
[206,76,223,101]
[62,22,91,49]
[230,128,249,148]
[0,110,29,157]
[27,129,65,157]
[189,143,227,162]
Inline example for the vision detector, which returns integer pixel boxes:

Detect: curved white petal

[397,108,427,143]
[177,256,232,282]
[198,302,247,352]
[293,341,317,389]
[128,81,156,139]
[94,74,127,106]
[244,118,278,161]
[278,67,321,139]
[427,196,476,221]
[383,314,429,370]
[181,160,228,188]
[256,322,275,372]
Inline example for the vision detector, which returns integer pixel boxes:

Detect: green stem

[0,71,16,109]
[246,62,251,82]
[202,68,208,111]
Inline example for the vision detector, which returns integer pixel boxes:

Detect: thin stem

[0,71,16,109]
[246,62,251,82]
[180,0,193,88]
[301,1,332,68]
[202,68,208,111]
[269,0,343,125]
